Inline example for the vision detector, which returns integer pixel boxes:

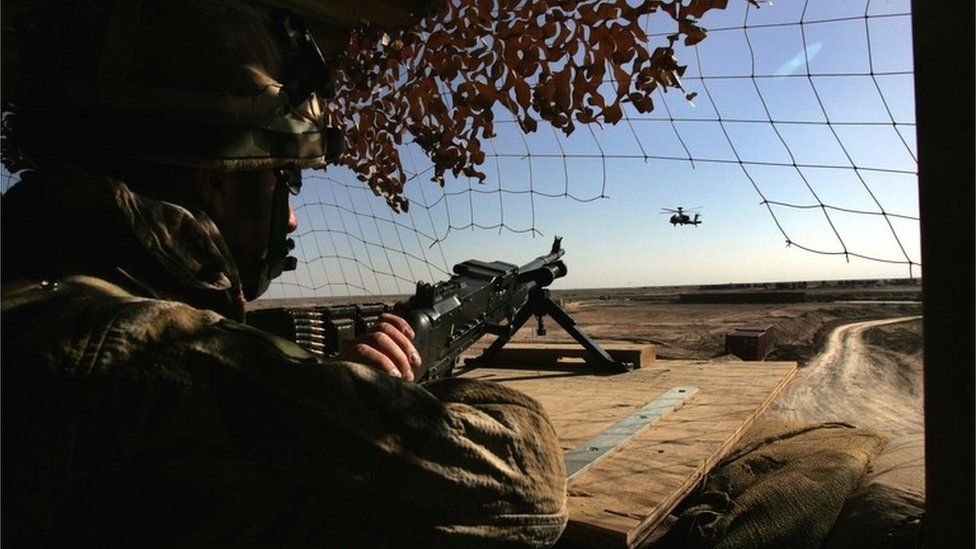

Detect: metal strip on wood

[565,386,699,481]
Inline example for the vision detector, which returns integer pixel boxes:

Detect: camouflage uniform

[1,168,568,546]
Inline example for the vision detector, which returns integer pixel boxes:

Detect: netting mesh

[271,0,918,298]
[686,3,917,266]
[1,1,920,298]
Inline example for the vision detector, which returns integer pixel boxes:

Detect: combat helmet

[2,0,352,171]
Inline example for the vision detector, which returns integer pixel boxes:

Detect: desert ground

[499,281,924,435]
[254,278,924,436]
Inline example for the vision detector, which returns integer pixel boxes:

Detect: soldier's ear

[193,169,226,221]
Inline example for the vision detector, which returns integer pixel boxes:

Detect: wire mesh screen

[272,0,918,299]
[1,1,919,298]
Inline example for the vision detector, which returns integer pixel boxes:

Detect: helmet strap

[238,166,299,300]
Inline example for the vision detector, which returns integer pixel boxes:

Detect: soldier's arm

[121,301,568,546]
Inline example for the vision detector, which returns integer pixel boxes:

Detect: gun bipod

[465,288,634,373]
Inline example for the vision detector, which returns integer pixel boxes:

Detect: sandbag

[821,434,925,549]
[645,420,888,548]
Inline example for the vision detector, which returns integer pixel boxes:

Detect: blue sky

[272,0,919,298]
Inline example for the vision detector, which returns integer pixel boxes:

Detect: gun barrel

[517,260,566,286]
[516,236,565,278]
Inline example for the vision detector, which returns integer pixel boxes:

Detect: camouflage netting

[327,0,759,212]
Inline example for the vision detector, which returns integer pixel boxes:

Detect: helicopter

[660,206,702,226]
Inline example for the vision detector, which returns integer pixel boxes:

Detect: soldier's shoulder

[2,275,318,381]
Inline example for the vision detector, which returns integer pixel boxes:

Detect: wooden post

[911,1,975,545]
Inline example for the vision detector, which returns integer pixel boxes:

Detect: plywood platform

[458,355,797,547]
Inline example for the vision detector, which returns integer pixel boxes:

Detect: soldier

[1,1,567,546]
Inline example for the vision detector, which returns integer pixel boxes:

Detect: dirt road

[766,316,924,436]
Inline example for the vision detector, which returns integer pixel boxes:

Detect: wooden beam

[258,0,430,29]
[911,1,976,546]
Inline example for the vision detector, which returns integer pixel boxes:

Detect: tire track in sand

[766,316,923,436]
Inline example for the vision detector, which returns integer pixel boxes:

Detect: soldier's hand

[337,313,422,382]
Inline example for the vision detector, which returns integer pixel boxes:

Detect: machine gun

[246,238,633,382]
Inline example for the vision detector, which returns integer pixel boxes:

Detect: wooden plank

[481,342,655,369]
[460,358,797,547]
[261,0,429,28]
